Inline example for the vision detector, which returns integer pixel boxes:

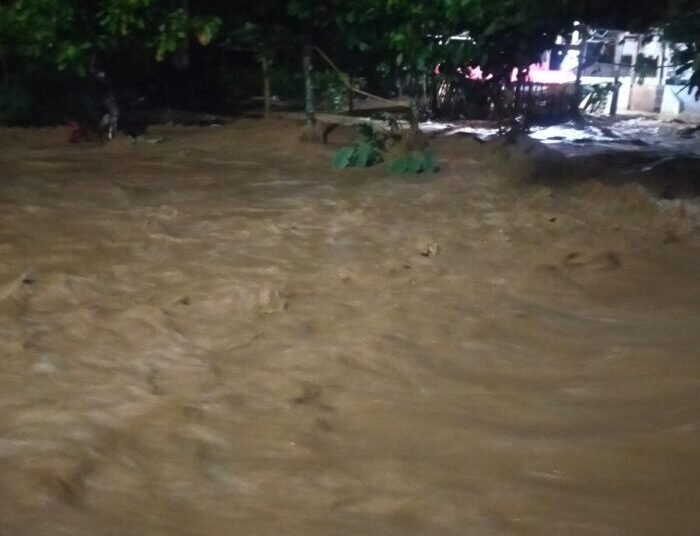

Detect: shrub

[332,123,386,169]
[389,149,439,175]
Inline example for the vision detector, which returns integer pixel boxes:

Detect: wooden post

[610,70,621,116]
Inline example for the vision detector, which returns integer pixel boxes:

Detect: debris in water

[32,355,60,375]
[0,270,35,301]
[419,242,441,257]
[257,288,289,314]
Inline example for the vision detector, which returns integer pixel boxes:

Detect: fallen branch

[313,46,400,107]
[284,111,410,133]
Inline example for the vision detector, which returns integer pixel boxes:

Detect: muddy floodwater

[1,120,699,535]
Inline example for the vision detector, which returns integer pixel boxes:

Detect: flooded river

[1,120,699,535]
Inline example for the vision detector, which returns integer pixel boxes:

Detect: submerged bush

[332,123,386,169]
[389,149,439,175]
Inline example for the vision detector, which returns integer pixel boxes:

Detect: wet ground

[1,119,699,535]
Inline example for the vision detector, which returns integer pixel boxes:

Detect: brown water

[1,121,699,535]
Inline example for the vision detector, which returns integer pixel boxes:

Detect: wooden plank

[283,112,411,132]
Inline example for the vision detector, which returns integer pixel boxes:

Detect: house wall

[629,84,657,112]
[661,86,683,115]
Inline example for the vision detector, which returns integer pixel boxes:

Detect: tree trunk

[92,70,119,141]
[610,33,623,117]
[262,54,272,119]
[428,72,437,117]
[302,43,316,127]
[409,94,420,133]
[512,68,526,124]
[172,0,191,70]
[513,74,522,117]
[526,80,534,125]
[299,43,322,142]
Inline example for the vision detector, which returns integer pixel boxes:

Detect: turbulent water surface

[1,121,699,535]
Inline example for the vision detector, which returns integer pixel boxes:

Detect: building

[545,26,697,117]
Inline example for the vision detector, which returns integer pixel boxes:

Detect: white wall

[661,85,683,115]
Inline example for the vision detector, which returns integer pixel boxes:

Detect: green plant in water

[389,149,439,175]
[332,123,386,169]
[332,122,438,175]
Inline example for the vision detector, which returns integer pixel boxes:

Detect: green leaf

[422,149,439,172]
[389,157,409,174]
[332,147,354,169]
[355,143,372,167]
[357,123,375,143]
[406,154,423,174]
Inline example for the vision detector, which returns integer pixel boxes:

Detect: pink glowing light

[526,64,577,84]
[447,63,575,85]
[464,66,493,81]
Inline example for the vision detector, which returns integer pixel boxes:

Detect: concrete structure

[545,27,696,118]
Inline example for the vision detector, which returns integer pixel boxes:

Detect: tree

[663,0,700,98]
[0,0,220,75]
[213,0,291,119]
[287,0,341,134]
[334,0,577,127]
[0,0,220,126]
[2,0,697,129]
[444,0,574,123]
[577,0,700,98]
